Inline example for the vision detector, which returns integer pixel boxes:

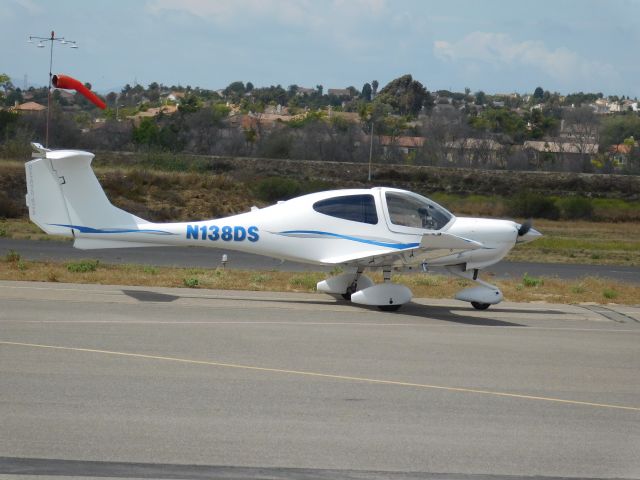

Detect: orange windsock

[52,74,106,110]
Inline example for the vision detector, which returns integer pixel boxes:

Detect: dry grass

[1,256,638,305]
[0,218,71,242]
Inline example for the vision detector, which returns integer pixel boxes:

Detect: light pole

[28,31,78,147]
[368,114,374,182]
[116,103,125,121]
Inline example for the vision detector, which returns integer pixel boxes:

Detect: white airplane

[25,143,541,311]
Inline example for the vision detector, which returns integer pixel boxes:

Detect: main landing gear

[317,267,411,312]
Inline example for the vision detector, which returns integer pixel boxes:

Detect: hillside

[2,152,640,223]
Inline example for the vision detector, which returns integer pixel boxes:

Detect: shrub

[183,277,199,288]
[250,273,270,283]
[67,260,99,273]
[508,192,559,220]
[0,192,21,219]
[255,177,302,202]
[602,288,618,300]
[557,196,594,220]
[571,283,586,294]
[5,250,20,262]
[522,273,544,287]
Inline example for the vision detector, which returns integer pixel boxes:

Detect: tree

[147,82,160,103]
[371,80,379,98]
[178,95,200,114]
[223,81,245,101]
[132,117,160,149]
[474,91,486,106]
[376,74,429,116]
[246,82,254,92]
[361,83,372,102]
[469,107,527,141]
[600,114,640,146]
[533,86,544,101]
[562,107,600,171]
[0,73,10,105]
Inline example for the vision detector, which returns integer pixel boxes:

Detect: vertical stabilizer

[25,146,147,238]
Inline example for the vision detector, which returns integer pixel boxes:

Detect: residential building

[10,101,46,112]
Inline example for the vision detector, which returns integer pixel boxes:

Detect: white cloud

[145,0,389,58]
[13,0,43,14]
[434,31,617,85]
[146,0,386,27]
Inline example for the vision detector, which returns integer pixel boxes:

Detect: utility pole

[368,116,374,182]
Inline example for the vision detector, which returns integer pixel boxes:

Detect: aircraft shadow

[120,289,544,327]
[393,303,527,327]
[122,289,181,303]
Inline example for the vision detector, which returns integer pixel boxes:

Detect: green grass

[522,273,544,288]
[183,277,199,288]
[289,273,324,291]
[66,260,100,273]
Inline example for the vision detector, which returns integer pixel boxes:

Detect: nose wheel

[378,304,402,312]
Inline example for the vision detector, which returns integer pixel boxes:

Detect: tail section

[25,144,153,249]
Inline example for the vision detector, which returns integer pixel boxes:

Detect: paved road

[2,238,639,283]
[1,281,639,479]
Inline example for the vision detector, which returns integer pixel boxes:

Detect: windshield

[385,191,452,230]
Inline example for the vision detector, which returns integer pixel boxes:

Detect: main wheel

[471,302,491,310]
[341,283,357,301]
[378,304,402,312]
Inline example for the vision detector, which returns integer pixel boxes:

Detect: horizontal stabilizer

[74,238,172,250]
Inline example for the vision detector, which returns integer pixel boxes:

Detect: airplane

[25,143,541,312]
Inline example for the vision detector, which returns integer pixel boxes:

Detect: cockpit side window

[313,194,378,225]
[385,192,452,230]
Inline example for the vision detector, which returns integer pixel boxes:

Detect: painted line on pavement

[2,341,639,412]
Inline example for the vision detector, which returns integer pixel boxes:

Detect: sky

[2,0,640,97]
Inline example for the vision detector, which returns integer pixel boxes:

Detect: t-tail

[25,143,168,250]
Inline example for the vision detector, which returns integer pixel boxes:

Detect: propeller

[517,219,532,237]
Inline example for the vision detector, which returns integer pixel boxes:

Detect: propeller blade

[518,219,532,237]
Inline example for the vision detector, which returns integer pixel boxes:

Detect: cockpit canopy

[311,190,453,231]
[385,191,452,230]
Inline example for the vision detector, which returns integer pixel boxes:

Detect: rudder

[25,144,147,238]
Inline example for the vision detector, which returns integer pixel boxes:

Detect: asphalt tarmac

[1,238,640,283]
[1,281,639,480]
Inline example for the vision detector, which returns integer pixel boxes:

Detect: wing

[319,231,482,265]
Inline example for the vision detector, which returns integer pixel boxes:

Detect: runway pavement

[0,281,639,479]
[1,238,640,283]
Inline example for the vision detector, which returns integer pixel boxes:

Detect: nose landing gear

[447,266,503,310]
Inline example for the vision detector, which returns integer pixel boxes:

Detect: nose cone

[517,227,542,244]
